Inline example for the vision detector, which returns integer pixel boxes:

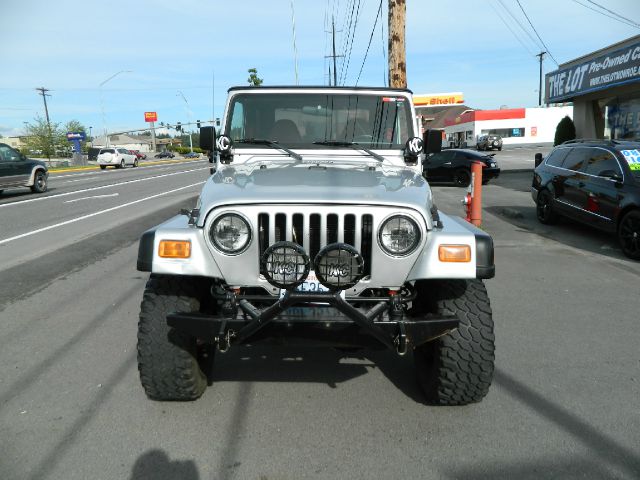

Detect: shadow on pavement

[484,204,631,264]
[491,368,640,479]
[443,455,621,480]
[212,346,425,403]
[130,449,200,480]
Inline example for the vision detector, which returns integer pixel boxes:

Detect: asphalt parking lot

[1,158,639,480]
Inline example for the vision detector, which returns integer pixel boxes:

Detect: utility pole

[325,16,344,86]
[536,51,546,106]
[388,0,406,88]
[35,87,53,164]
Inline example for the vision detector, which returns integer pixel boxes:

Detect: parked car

[183,152,200,158]
[477,135,503,151]
[424,148,500,186]
[0,143,48,195]
[97,147,138,169]
[532,139,640,260]
[131,150,147,160]
[154,151,175,159]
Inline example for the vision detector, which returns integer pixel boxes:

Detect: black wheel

[497,147,502,151]
[454,169,471,187]
[413,279,495,405]
[618,210,640,260]
[133,159,139,168]
[137,275,209,401]
[119,159,125,169]
[536,189,557,224]
[100,165,106,170]
[30,170,47,193]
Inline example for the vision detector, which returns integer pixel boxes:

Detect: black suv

[0,143,48,195]
[532,139,640,259]
[476,134,503,151]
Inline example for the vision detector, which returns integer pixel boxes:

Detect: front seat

[269,119,301,143]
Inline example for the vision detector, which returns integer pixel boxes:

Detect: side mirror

[534,152,543,167]
[199,126,216,152]
[216,135,234,164]
[423,129,442,154]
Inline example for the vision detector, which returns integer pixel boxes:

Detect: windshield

[226,93,413,149]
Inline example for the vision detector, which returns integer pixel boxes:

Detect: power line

[338,0,356,82]
[584,0,640,28]
[515,0,559,66]
[355,0,383,86]
[340,0,363,85]
[571,0,639,29]
[497,0,542,52]
[489,0,536,56]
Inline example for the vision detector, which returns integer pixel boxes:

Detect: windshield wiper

[312,140,386,163]
[235,138,302,161]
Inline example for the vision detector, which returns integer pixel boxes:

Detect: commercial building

[442,106,572,148]
[545,34,640,139]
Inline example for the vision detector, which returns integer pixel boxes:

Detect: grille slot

[258,212,374,277]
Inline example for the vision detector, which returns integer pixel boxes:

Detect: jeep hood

[198,162,431,223]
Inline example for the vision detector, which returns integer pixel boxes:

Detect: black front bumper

[168,291,459,352]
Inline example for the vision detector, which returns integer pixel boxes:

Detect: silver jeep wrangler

[136,86,495,405]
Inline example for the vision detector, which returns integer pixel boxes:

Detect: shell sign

[144,112,158,122]
[414,93,464,107]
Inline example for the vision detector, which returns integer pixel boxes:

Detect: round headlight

[210,213,251,254]
[378,215,421,256]
[314,243,365,291]
[262,242,310,289]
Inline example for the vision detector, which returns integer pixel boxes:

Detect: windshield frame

[224,91,415,151]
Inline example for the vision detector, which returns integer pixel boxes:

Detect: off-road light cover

[210,213,251,254]
[378,215,421,256]
[261,242,310,289]
[313,243,365,290]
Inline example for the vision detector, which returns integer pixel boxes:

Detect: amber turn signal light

[438,245,471,262]
[159,240,191,258]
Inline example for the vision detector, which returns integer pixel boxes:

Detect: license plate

[280,271,328,298]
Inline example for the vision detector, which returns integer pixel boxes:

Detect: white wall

[443,106,573,146]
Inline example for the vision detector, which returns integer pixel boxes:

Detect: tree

[247,68,263,86]
[554,116,576,146]
[23,115,64,158]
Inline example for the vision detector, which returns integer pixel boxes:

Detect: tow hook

[395,321,408,356]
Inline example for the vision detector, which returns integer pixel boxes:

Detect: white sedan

[97,148,138,169]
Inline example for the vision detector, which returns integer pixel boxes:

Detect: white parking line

[0,182,205,245]
[0,167,210,209]
[64,193,119,203]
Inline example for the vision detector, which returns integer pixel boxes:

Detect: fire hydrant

[461,161,483,227]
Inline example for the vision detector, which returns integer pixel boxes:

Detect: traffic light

[197,120,201,129]
[176,122,182,132]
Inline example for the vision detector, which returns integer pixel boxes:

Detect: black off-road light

[313,243,364,291]
[261,241,310,289]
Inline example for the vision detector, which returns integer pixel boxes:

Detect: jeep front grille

[258,212,373,277]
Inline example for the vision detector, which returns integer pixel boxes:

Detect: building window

[480,127,526,138]
[603,95,640,140]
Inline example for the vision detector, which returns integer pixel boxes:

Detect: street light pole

[100,70,132,146]
[177,90,194,152]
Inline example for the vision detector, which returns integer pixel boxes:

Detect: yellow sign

[414,93,464,107]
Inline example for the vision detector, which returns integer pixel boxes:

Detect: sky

[1,0,639,138]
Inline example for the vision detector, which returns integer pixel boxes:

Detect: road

[0,164,639,480]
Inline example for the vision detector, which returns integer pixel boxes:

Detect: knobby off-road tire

[413,279,495,405]
[137,275,208,401]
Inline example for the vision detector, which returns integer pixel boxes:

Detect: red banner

[144,112,158,122]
